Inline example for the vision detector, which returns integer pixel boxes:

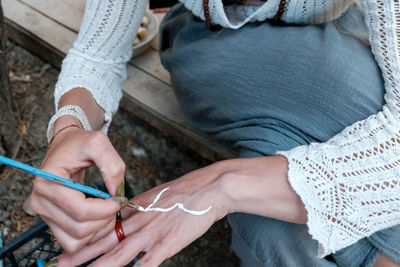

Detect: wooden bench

[3,0,236,161]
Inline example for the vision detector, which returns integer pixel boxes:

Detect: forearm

[54,87,105,133]
[218,156,307,224]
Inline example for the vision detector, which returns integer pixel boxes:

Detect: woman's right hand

[30,123,127,253]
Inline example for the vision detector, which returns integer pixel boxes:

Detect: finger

[90,228,157,267]
[88,217,116,244]
[32,177,121,221]
[43,216,95,253]
[59,214,148,266]
[39,197,114,240]
[80,132,125,196]
[136,239,174,267]
[58,221,118,267]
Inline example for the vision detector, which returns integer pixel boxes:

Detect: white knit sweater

[55,0,400,258]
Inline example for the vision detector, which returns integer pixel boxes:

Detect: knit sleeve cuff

[277,145,341,258]
[54,53,124,133]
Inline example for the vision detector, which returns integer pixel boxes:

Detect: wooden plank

[3,0,76,55]
[124,65,183,122]
[3,0,234,161]
[5,19,65,68]
[130,48,170,85]
[59,0,86,13]
[18,0,84,32]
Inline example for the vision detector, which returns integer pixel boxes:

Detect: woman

[30,0,400,266]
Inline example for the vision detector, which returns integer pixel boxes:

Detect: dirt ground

[0,41,239,266]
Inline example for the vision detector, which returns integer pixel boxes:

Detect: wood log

[0,0,17,156]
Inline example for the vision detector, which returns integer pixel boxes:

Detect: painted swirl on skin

[131,188,212,216]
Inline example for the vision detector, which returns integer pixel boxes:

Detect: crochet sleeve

[54,0,147,132]
[277,0,400,257]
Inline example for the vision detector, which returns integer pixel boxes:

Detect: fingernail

[115,182,125,197]
[113,196,130,209]
[44,257,58,267]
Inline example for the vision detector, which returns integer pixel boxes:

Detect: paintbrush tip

[128,202,141,210]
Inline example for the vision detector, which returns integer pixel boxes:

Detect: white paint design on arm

[133,188,212,216]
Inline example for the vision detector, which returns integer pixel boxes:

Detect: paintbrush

[0,155,139,209]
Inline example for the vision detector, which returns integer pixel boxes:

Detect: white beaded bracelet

[47,105,92,144]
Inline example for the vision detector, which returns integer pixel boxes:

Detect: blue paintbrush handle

[0,155,111,199]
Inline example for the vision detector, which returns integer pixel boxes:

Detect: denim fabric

[159,3,400,266]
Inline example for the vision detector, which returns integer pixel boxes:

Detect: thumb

[82,132,126,197]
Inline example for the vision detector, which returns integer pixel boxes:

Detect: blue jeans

[159,4,400,266]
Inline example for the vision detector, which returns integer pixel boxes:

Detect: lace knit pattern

[55,0,400,258]
[277,0,400,257]
[54,0,147,132]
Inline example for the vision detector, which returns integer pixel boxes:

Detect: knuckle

[63,242,81,254]
[29,194,41,214]
[108,160,125,177]
[74,209,89,222]
[73,224,90,239]
[32,177,48,195]
[120,160,126,172]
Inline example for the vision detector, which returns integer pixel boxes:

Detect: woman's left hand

[56,160,230,267]
[56,156,306,267]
